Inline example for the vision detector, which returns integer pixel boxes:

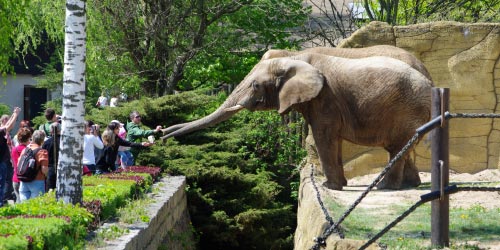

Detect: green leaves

[131,90,303,249]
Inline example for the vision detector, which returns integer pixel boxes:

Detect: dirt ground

[340,169,500,209]
[323,169,500,249]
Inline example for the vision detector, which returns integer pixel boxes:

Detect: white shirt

[83,134,104,165]
[98,96,108,107]
[109,97,118,107]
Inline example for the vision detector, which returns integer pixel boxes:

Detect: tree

[56,0,87,204]
[1,0,308,100]
[303,0,500,48]
[88,0,308,97]
[0,0,65,76]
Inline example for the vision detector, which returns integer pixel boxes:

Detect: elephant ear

[276,59,324,114]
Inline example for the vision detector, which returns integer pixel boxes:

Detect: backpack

[17,147,42,182]
[43,123,52,137]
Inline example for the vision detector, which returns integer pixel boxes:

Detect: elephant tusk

[224,105,244,112]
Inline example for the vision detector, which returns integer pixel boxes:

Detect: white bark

[57,0,87,204]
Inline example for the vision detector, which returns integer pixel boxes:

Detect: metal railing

[309,88,500,250]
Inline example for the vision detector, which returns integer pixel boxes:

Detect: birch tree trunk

[57,0,87,204]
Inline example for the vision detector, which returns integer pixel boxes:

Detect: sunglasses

[135,116,141,119]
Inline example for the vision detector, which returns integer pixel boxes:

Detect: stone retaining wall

[97,176,194,250]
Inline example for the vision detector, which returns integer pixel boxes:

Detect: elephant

[161,53,433,190]
[260,45,433,184]
[164,45,433,136]
[261,45,433,81]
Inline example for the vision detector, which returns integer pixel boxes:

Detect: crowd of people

[0,107,163,207]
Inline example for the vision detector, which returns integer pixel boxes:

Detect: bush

[137,91,304,250]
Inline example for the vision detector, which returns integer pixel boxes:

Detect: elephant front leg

[310,127,345,190]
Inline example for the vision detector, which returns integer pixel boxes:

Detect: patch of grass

[85,175,165,249]
[325,198,500,250]
[118,197,154,224]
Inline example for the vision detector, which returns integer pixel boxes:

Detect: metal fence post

[431,88,450,247]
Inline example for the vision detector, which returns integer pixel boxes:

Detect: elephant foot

[377,173,420,190]
[322,181,343,191]
[401,177,421,189]
[341,176,348,187]
[376,176,402,190]
[401,160,422,188]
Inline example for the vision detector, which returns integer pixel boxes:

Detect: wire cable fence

[308,112,500,250]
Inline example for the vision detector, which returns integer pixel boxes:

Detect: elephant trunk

[162,122,191,135]
[161,85,249,140]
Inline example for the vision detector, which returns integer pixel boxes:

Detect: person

[96,122,152,174]
[1,114,14,203]
[19,130,48,201]
[0,107,21,207]
[0,115,14,153]
[12,120,32,147]
[11,127,32,203]
[111,120,133,169]
[97,91,108,108]
[41,122,61,191]
[125,111,162,164]
[83,121,103,175]
[38,108,58,138]
[109,95,119,107]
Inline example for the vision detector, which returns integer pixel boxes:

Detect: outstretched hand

[141,142,153,147]
[13,107,21,114]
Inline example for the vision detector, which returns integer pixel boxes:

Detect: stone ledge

[96,175,193,250]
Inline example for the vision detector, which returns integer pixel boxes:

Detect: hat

[111,120,124,126]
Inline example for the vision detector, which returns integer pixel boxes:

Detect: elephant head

[162,58,325,139]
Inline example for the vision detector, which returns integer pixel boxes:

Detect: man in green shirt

[125,111,162,164]
[38,108,58,138]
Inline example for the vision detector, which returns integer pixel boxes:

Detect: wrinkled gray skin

[261,45,433,80]
[162,53,432,190]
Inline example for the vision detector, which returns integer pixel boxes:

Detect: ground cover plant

[0,166,161,249]
[323,181,500,250]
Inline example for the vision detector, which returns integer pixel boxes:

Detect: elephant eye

[252,81,260,90]
[275,76,283,88]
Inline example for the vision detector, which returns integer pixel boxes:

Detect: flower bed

[0,166,162,249]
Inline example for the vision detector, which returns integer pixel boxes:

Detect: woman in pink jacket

[10,127,33,203]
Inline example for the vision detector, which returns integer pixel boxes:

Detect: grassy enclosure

[321,178,500,250]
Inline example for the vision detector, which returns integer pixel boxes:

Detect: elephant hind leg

[401,156,421,188]
[376,145,406,190]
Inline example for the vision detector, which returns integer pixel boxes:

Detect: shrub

[85,91,303,249]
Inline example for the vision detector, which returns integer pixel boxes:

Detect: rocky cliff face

[336,21,500,177]
[295,21,500,250]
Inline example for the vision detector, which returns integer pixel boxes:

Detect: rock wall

[333,21,500,177]
[296,21,500,250]
[97,176,194,250]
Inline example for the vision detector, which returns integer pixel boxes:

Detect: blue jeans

[0,162,6,207]
[19,180,46,201]
[118,151,134,167]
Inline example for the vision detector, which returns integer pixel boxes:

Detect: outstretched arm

[2,107,21,132]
